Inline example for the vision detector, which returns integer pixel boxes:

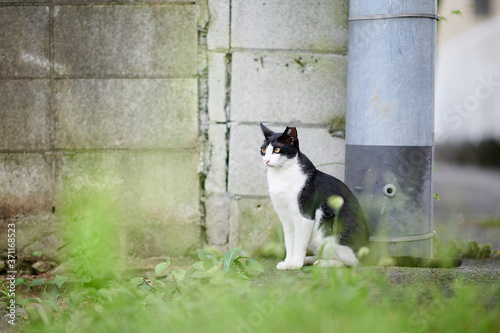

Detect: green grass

[7,252,500,333]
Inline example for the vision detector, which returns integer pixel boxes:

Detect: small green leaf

[138,284,153,292]
[193,261,206,271]
[154,260,171,276]
[192,265,219,278]
[32,251,42,257]
[433,193,440,201]
[206,255,220,266]
[197,249,209,260]
[234,260,247,275]
[172,269,186,281]
[129,277,143,286]
[15,278,28,286]
[223,246,242,272]
[27,278,47,291]
[451,10,463,17]
[191,271,209,279]
[245,259,264,272]
[69,292,84,308]
[51,275,68,288]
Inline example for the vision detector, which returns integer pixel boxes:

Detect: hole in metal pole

[383,184,396,198]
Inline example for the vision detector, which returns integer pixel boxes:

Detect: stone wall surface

[205,0,349,254]
[0,0,349,264]
[0,1,202,261]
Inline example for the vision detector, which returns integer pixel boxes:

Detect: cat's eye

[274,147,281,153]
[261,148,266,154]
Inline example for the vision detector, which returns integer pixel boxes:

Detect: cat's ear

[260,123,274,139]
[281,126,298,145]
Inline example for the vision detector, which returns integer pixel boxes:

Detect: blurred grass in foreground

[14,254,500,333]
[57,173,124,286]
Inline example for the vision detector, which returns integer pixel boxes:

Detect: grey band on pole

[349,13,440,21]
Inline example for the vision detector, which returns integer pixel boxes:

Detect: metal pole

[345,1,438,258]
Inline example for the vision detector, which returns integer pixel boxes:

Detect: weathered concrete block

[228,124,345,196]
[126,217,201,258]
[0,213,61,260]
[205,124,228,194]
[53,5,197,76]
[231,52,348,124]
[54,79,198,149]
[0,80,51,150]
[229,197,280,256]
[227,124,267,197]
[0,7,49,77]
[0,153,54,218]
[231,0,348,53]
[205,193,230,248]
[57,151,200,223]
[57,151,201,257]
[207,0,230,50]
[208,52,228,122]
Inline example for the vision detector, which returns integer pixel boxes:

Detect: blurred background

[434,0,500,249]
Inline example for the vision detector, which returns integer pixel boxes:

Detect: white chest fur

[266,157,307,215]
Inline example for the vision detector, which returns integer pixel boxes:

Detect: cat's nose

[265,159,270,165]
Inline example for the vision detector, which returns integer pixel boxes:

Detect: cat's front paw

[276,261,289,270]
[287,261,304,270]
[276,260,303,270]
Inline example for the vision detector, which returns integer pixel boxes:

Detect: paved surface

[374,259,500,286]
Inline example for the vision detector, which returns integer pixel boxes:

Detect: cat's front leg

[287,218,315,270]
[276,221,295,270]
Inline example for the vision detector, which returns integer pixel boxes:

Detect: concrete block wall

[0,1,202,259]
[1,0,349,260]
[204,0,349,254]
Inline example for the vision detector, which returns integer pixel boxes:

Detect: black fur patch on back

[297,152,369,252]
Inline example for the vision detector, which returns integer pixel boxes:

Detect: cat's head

[260,123,300,168]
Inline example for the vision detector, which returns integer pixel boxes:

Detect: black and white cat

[260,124,369,270]
[260,124,462,270]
